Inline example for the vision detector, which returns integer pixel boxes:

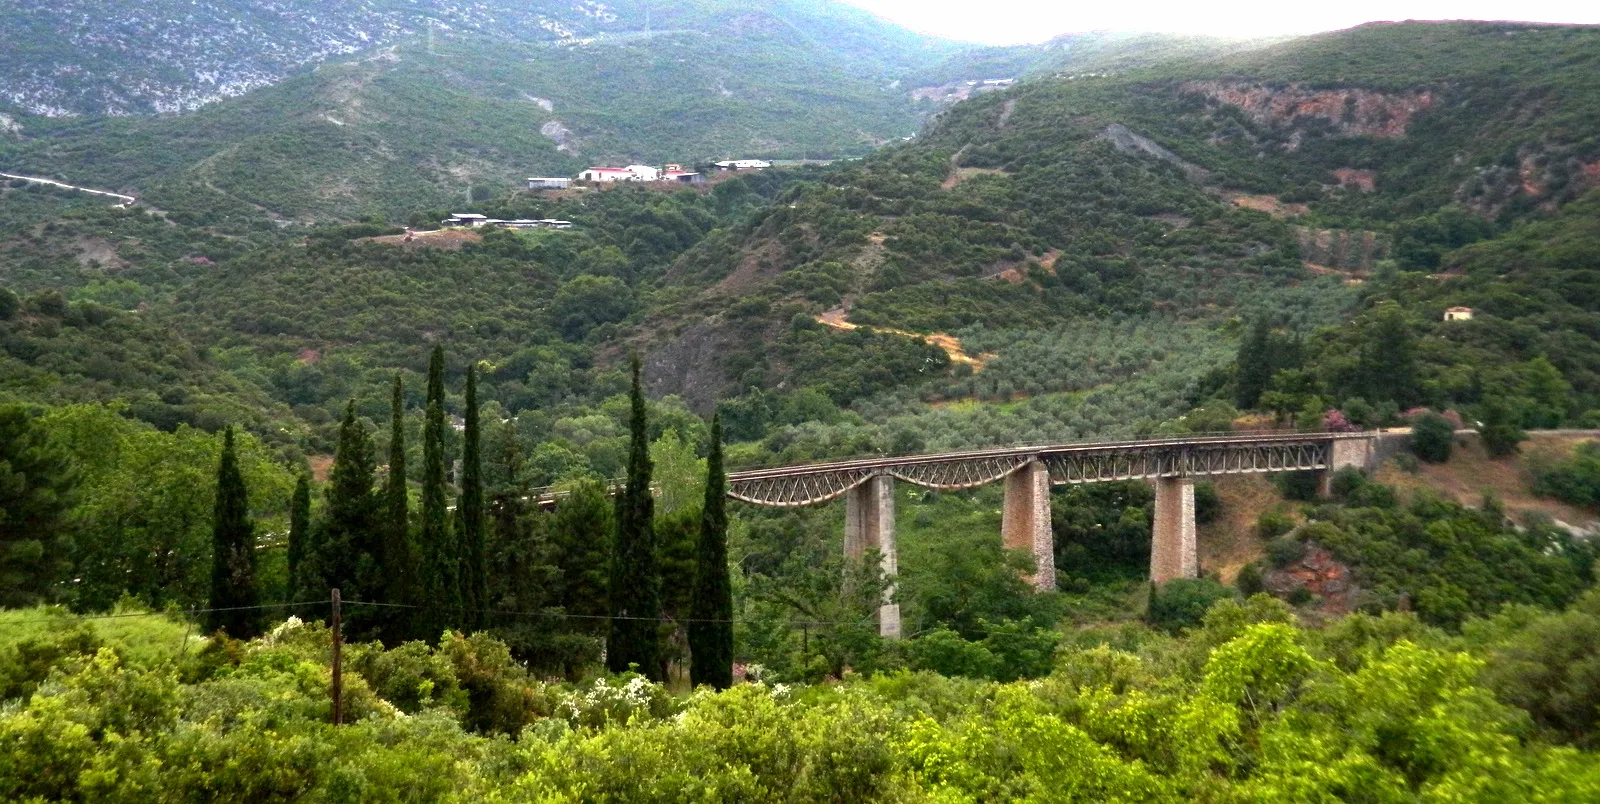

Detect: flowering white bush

[553,673,678,728]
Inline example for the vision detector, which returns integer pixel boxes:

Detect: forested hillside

[0,0,956,221]
[7,18,1600,799]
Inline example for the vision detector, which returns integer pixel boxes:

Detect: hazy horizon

[839,0,1600,45]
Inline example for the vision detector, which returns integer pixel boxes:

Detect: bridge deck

[530,431,1380,509]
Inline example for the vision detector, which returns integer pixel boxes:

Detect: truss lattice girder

[726,437,1340,507]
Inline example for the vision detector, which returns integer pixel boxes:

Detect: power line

[341,598,878,630]
[3,600,327,626]
[7,599,882,632]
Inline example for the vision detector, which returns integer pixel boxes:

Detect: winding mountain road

[1,172,135,205]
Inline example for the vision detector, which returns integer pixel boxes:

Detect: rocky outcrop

[1099,124,1209,182]
[1184,81,1434,138]
[539,121,579,154]
[1265,542,1360,614]
[642,320,735,414]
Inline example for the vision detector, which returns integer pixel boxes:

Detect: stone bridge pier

[845,474,900,639]
[710,433,1390,641]
[1002,461,1056,590]
[1150,476,1198,584]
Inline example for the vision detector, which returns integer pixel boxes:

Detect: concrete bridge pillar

[1320,436,1376,496]
[1002,460,1055,590]
[1150,476,1197,583]
[845,474,899,639]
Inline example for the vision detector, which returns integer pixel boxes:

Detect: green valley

[6,11,1600,801]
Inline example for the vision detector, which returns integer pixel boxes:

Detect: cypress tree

[286,474,311,600]
[207,427,261,639]
[421,346,457,638]
[384,373,417,634]
[607,357,662,678]
[324,400,378,596]
[1235,318,1274,410]
[460,363,486,630]
[689,414,733,689]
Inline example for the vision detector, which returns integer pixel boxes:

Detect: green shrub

[1327,467,1367,501]
[1256,509,1294,541]
[906,629,997,679]
[1147,578,1235,634]
[1267,535,1307,568]
[1412,413,1455,463]
[1275,470,1322,501]
[1194,481,1222,524]
[1236,563,1266,597]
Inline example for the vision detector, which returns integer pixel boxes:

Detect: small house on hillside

[527,177,571,190]
[625,164,660,181]
[443,213,488,226]
[1444,306,1474,321]
[579,165,659,182]
[662,169,704,184]
[579,167,633,182]
[713,159,771,171]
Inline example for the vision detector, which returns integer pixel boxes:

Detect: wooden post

[330,588,343,726]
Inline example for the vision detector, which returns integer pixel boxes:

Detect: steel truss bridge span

[727,432,1360,508]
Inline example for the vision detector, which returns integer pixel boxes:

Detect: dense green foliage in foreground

[7,594,1600,800]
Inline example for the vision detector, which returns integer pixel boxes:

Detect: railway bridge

[724,431,1399,638]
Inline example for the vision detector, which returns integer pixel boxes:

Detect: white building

[713,159,772,171]
[443,213,489,226]
[1444,306,1474,321]
[624,164,660,181]
[579,165,659,182]
[527,177,571,190]
[661,169,704,184]
[579,167,633,182]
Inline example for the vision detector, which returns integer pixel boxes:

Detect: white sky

[840,1,1600,44]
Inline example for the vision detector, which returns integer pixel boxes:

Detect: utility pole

[330,588,344,726]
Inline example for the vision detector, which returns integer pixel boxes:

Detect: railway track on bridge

[532,429,1404,639]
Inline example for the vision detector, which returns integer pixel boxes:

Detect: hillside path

[1,171,135,205]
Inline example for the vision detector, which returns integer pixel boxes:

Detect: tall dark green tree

[608,358,662,679]
[555,478,612,628]
[0,405,78,608]
[460,363,487,631]
[286,474,310,600]
[322,401,379,597]
[1357,303,1418,408]
[420,346,458,639]
[1479,395,1526,458]
[207,427,261,639]
[384,373,418,636]
[689,414,733,689]
[1235,318,1274,410]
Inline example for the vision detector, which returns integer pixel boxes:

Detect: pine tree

[207,427,261,639]
[420,346,457,639]
[286,474,310,599]
[689,414,733,689]
[608,357,662,678]
[384,373,418,635]
[460,363,487,631]
[1235,318,1274,410]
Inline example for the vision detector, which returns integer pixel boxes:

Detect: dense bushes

[1412,412,1456,463]
[1533,440,1600,509]
[9,599,1600,800]
[1310,492,1594,628]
